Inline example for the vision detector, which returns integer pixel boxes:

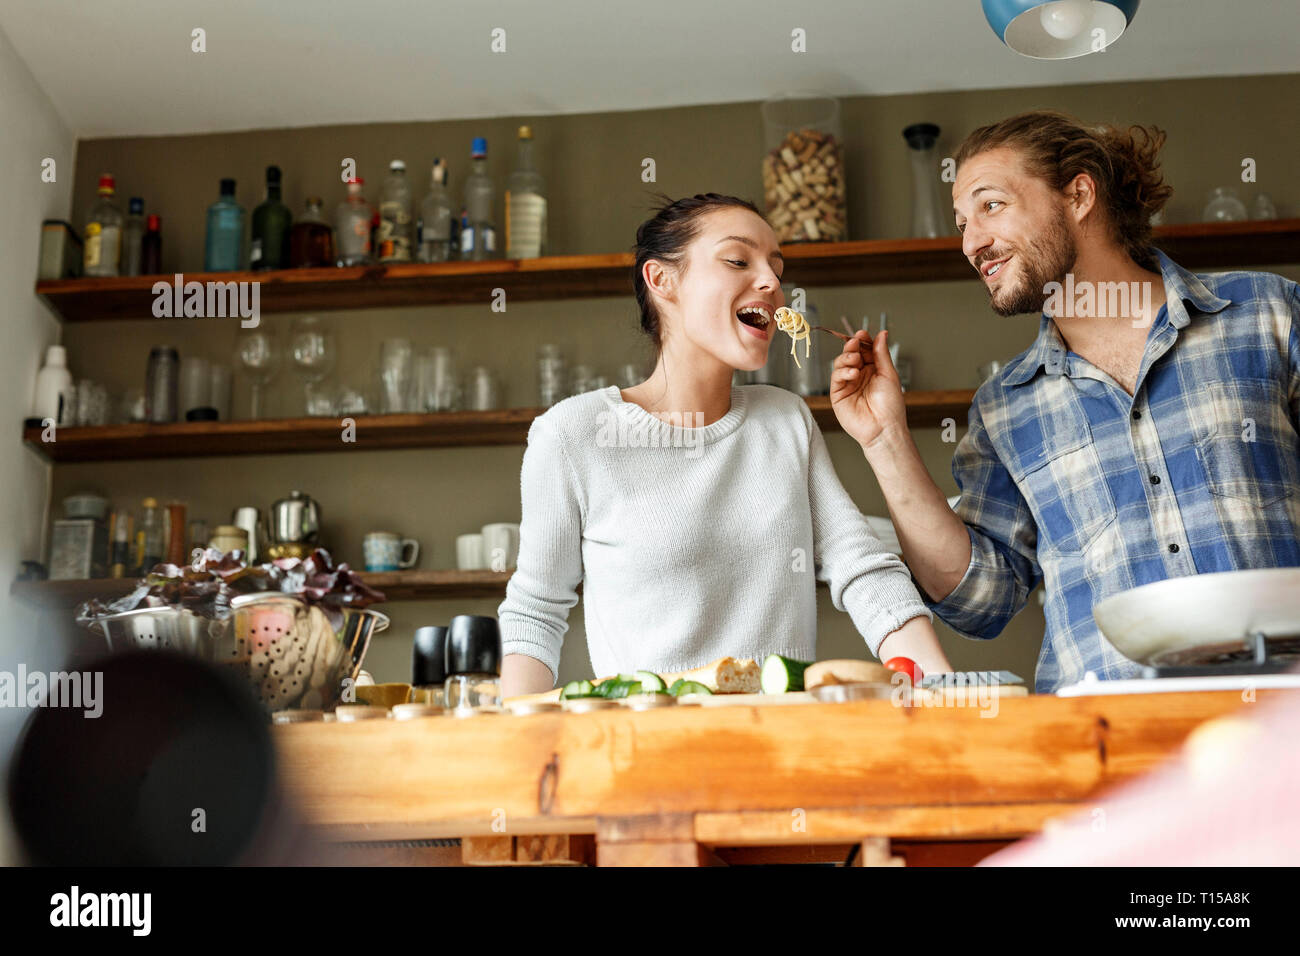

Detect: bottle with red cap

[141,215,163,274]
[334,177,373,266]
[83,174,123,277]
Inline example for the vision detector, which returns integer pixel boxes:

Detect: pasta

[775,306,812,368]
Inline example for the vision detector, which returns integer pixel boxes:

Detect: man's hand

[830,330,909,451]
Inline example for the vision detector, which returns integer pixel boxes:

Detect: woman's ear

[643,259,676,305]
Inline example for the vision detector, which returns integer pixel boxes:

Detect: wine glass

[234,328,281,419]
[289,316,337,416]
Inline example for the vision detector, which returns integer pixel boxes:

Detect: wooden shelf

[21,390,976,462]
[36,220,1300,322]
[11,569,516,612]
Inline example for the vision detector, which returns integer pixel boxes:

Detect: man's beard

[985,211,1077,317]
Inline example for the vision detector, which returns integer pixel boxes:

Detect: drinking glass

[537,344,566,407]
[466,366,500,411]
[234,328,281,419]
[378,338,414,413]
[288,316,337,414]
[415,346,460,412]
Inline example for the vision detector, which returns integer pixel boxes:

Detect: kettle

[269,490,321,546]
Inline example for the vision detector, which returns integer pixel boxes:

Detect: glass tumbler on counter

[761,93,847,243]
[537,343,567,407]
[377,338,414,413]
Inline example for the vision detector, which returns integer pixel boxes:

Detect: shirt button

[1132,410,1142,420]
[1149,474,1161,485]
[1168,543,1180,553]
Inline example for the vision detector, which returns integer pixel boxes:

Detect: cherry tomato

[884,656,923,685]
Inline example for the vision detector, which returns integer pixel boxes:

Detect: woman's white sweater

[497,384,931,682]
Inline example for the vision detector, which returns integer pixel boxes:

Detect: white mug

[481,523,520,571]
[456,533,485,571]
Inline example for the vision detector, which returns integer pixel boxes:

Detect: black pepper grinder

[443,615,502,715]
[412,625,448,707]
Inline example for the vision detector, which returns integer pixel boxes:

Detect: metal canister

[145,346,179,423]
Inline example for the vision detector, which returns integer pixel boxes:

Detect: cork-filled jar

[761,94,847,243]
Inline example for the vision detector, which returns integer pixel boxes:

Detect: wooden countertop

[274,688,1288,864]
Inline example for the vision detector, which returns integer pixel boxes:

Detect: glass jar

[761,94,847,243]
[445,674,501,714]
[1202,187,1248,222]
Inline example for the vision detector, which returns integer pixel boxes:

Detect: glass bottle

[462,137,496,261]
[903,123,948,239]
[417,159,452,263]
[122,197,146,276]
[137,498,164,575]
[377,160,414,263]
[506,125,547,259]
[335,177,373,266]
[83,174,123,277]
[250,165,292,271]
[289,197,334,268]
[140,215,162,273]
[204,178,245,271]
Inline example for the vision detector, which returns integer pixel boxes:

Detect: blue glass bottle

[205,178,245,271]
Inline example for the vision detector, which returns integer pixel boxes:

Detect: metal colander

[89,593,388,712]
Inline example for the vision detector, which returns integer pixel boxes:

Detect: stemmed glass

[234,328,281,420]
[288,316,337,416]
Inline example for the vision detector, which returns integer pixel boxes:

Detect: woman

[498,194,951,697]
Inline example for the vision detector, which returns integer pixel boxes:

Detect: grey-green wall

[56,74,1300,686]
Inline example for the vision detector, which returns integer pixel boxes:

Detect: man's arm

[829,330,972,601]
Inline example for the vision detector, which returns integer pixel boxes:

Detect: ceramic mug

[364,531,419,572]
[456,533,485,571]
[481,523,520,571]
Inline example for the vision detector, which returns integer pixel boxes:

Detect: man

[831,110,1300,692]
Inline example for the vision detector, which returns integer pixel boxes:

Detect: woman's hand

[830,330,909,451]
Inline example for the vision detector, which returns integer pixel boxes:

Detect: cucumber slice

[560,680,595,700]
[761,654,813,694]
[634,671,666,693]
[668,678,685,695]
[601,679,642,699]
[673,680,712,696]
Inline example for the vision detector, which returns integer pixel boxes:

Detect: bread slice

[505,656,760,704]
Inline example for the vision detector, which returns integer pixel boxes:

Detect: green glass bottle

[250,165,292,271]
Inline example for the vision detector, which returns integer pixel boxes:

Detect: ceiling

[3,0,1297,139]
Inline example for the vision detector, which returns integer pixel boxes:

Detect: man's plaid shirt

[928,250,1300,692]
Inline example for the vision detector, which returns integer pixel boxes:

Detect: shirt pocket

[1194,378,1299,507]
[1014,420,1117,557]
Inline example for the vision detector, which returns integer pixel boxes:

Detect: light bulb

[1039,0,1092,40]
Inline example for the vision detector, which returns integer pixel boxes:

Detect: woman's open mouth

[736,304,772,339]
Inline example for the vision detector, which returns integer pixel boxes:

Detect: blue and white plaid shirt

[928,250,1300,692]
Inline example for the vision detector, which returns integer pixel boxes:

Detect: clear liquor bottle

[122,197,146,276]
[289,197,334,268]
[204,178,245,271]
[251,165,293,271]
[506,125,547,259]
[335,177,374,266]
[462,137,496,261]
[83,174,123,277]
[417,159,452,263]
[378,160,414,263]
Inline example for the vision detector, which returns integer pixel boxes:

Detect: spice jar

[443,615,502,714]
[411,625,448,707]
[761,94,847,243]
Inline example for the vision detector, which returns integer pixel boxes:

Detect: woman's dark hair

[633,193,765,351]
[954,110,1173,271]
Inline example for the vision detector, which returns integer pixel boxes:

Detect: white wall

[0,24,76,864]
